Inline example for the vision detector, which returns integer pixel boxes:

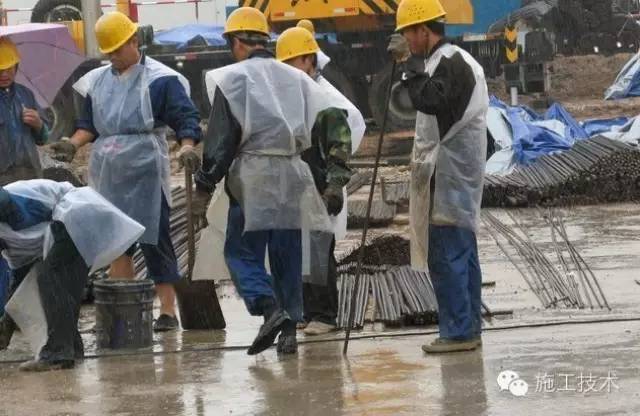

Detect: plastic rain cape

[73,57,188,245]
[410,44,489,271]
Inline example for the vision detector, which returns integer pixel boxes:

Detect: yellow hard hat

[95,11,138,54]
[0,37,20,71]
[395,0,446,32]
[276,27,320,62]
[296,19,315,34]
[223,7,270,36]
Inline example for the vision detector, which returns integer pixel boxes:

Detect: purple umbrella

[0,23,85,108]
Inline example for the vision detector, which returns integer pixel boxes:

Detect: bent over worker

[276,27,365,335]
[49,12,202,331]
[0,179,143,371]
[195,8,341,355]
[0,37,49,186]
[389,0,488,353]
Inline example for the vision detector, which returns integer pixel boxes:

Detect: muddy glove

[48,138,77,163]
[178,144,201,171]
[323,184,344,216]
[387,34,410,63]
[191,188,212,229]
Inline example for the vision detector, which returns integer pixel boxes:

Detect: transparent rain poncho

[73,58,186,245]
[205,58,350,234]
[0,180,145,272]
[316,74,366,241]
[410,44,488,271]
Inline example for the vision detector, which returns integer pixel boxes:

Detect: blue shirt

[0,187,51,232]
[0,83,49,175]
[76,56,202,143]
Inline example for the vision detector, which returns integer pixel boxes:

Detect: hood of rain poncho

[0,180,144,272]
[410,44,488,271]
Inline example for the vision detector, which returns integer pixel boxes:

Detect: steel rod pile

[482,210,610,310]
[338,235,411,269]
[483,136,640,207]
[337,266,438,328]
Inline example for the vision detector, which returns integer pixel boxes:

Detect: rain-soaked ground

[2,203,640,415]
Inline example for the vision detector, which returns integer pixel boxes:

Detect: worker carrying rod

[195,7,348,355]
[388,0,489,353]
[49,11,202,332]
[276,26,365,335]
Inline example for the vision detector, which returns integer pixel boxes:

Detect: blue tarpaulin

[582,117,630,137]
[153,24,229,49]
[605,51,640,100]
[490,97,581,166]
[545,103,589,141]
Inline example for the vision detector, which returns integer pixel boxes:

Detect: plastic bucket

[94,279,155,349]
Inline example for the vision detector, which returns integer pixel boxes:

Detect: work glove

[48,138,77,163]
[191,188,212,229]
[322,184,344,216]
[177,144,201,172]
[401,55,427,84]
[387,34,410,63]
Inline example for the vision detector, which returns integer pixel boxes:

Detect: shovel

[175,164,226,330]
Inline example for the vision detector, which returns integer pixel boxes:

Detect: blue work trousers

[428,224,483,341]
[224,203,303,322]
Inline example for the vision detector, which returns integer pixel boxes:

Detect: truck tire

[46,88,76,142]
[31,0,83,23]
[369,63,416,131]
[321,64,357,107]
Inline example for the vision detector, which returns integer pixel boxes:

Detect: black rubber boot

[0,314,17,350]
[248,297,290,356]
[276,321,298,355]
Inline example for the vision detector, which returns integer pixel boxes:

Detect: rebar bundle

[337,266,439,329]
[482,210,610,310]
[484,136,640,207]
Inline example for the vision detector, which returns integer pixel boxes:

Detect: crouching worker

[0,179,144,371]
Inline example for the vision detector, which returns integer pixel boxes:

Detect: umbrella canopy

[0,24,85,108]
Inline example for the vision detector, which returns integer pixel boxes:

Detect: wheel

[46,88,75,141]
[320,63,357,107]
[369,63,416,131]
[31,0,82,23]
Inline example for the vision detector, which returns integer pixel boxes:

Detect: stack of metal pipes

[483,136,640,207]
[337,265,439,329]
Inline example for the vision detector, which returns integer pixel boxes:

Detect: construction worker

[0,179,144,371]
[195,7,342,355]
[0,36,50,342]
[0,37,49,186]
[388,0,488,353]
[49,11,202,332]
[276,27,365,335]
[295,19,331,71]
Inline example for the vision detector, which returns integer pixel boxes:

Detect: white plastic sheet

[1,180,145,271]
[5,261,47,357]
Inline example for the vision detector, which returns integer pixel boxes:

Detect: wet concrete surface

[2,203,640,414]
